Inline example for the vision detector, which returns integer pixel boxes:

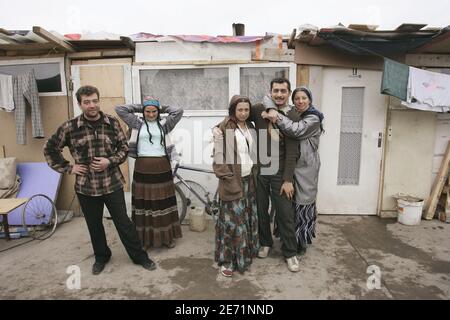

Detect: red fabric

[64,34,81,40]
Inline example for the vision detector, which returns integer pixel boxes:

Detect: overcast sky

[0,0,449,36]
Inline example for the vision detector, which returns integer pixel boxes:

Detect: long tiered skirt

[132,156,182,248]
[214,176,259,273]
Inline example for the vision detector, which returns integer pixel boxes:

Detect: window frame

[132,62,296,117]
[0,57,67,96]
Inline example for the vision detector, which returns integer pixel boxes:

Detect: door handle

[377,132,382,148]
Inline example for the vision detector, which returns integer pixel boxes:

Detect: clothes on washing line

[407,67,450,112]
[380,58,409,101]
[403,101,450,113]
[381,58,450,113]
[0,73,15,112]
[13,70,44,144]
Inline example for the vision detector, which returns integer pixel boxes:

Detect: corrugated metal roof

[413,26,450,53]
[294,24,445,56]
[0,27,75,53]
[0,27,136,54]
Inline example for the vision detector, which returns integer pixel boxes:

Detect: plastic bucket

[189,207,206,232]
[397,198,423,226]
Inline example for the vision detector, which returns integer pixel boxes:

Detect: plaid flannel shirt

[44,112,128,196]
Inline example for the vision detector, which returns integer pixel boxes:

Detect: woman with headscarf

[115,96,183,249]
[262,86,324,256]
[212,95,259,277]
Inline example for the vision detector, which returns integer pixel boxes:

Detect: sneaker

[220,265,233,277]
[286,256,300,272]
[257,246,270,258]
[141,259,157,271]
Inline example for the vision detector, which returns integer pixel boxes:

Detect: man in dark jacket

[249,78,300,272]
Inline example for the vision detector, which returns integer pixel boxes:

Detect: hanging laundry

[381,58,409,101]
[381,58,450,113]
[13,70,44,145]
[0,73,15,111]
[402,101,450,113]
[406,67,450,112]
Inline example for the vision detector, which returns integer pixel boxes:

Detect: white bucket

[397,198,424,226]
[189,207,206,232]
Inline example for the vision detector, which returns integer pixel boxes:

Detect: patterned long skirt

[214,177,259,273]
[294,202,317,249]
[132,156,182,248]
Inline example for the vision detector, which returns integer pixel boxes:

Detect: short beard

[84,110,100,121]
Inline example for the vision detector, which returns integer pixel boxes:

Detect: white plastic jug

[189,207,206,232]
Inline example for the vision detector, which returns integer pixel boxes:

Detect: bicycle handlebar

[177,164,214,174]
[172,153,215,174]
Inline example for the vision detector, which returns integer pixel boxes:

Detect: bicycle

[171,156,276,226]
[172,159,220,225]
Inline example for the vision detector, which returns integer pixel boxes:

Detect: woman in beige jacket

[212,95,258,277]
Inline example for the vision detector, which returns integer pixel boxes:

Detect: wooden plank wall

[77,63,131,191]
[0,96,76,210]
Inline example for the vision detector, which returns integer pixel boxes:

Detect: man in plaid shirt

[44,85,156,275]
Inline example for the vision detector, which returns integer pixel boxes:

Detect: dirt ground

[0,215,449,300]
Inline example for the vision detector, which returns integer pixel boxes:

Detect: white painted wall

[308,66,324,109]
[135,37,283,63]
[380,108,436,213]
[136,41,253,63]
[432,113,450,183]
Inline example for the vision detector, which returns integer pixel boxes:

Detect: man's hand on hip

[71,164,88,175]
[90,157,110,172]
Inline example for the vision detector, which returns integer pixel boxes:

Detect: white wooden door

[317,68,388,215]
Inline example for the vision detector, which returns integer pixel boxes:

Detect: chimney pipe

[232,23,245,36]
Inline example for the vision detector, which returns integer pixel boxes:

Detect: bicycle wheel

[174,184,188,225]
[21,194,58,240]
[207,188,220,217]
[175,180,208,223]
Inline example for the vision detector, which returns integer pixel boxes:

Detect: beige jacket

[212,117,257,201]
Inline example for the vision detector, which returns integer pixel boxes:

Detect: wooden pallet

[424,140,450,220]
[438,175,450,223]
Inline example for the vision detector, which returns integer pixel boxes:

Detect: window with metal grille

[337,87,365,185]
[139,68,229,111]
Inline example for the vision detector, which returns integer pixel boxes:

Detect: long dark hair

[143,107,166,151]
[228,95,252,122]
